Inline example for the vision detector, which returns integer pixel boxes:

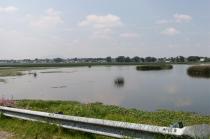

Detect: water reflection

[0,65,210,114]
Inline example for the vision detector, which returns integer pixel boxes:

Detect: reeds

[136,64,173,71]
[187,65,210,78]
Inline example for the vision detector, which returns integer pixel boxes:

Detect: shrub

[187,65,210,78]
[136,64,173,71]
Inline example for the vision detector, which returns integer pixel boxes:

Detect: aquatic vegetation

[0,69,23,77]
[187,65,210,78]
[136,64,173,71]
[51,85,67,89]
[114,77,124,87]
[40,70,77,74]
[0,67,47,77]
[0,79,6,83]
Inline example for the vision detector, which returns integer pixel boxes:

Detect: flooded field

[0,65,210,114]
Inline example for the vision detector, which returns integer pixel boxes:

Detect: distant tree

[169,57,175,63]
[187,56,200,62]
[106,56,112,62]
[176,56,185,63]
[132,56,140,62]
[125,57,131,62]
[140,58,145,62]
[45,59,50,63]
[157,58,165,63]
[206,57,210,62]
[145,57,157,62]
[116,56,125,62]
[53,58,64,63]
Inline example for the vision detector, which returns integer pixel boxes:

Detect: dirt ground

[0,131,12,139]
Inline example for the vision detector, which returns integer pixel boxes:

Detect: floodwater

[0,65,210,114]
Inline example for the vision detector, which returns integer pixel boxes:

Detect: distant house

[200,58,205,62]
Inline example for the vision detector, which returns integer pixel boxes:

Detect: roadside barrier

[0,106,210,139]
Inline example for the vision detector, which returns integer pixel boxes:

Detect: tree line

[105,56,210,63]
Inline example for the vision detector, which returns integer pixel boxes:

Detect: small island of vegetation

[114,77,125,87]
[136,64,173,71]
[187,65,210,78]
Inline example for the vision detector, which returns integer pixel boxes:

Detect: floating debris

[0,79,6,83]
[114,77,125,87]
[51,86,67,89]
[33,72,37,77]
[40,71,63,74]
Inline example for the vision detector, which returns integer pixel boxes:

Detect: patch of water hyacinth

[187,65,210,78]
[136,64,173,71]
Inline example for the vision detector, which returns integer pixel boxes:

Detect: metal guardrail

[0,106,210,139]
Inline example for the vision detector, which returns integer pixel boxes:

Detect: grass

[0,115,107,139]
[187,65,210,78]
[0,63,142,68]
[0,68,24,77]
[0,62,210,68]
[0,67,49,77]
[136,64,173,71]
[0,100,210,138]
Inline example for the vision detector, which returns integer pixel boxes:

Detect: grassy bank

[0,63,142,68]
[0,68,24,77]
[0,100,210,138]
[187,65,210,78]
[0,62,210,68]
[0,67,48,77]
[136,64,173,71]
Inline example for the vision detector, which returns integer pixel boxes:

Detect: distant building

[200,58,205,62]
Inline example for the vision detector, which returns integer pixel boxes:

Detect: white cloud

[174,14,192,23]
[161,27,180,36]
[157,14,192,25]
[79,14,123,38]
[0,6,18,13]
[92,28,114,39]
[120,32,139,38]
[30,8,63,29]
[79,14,123,29]
[156,19,170,24]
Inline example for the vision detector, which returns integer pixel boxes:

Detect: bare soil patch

[0,131,12,139]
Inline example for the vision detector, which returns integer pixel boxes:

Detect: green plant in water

[136,64,173,71]
[187,65,210,78]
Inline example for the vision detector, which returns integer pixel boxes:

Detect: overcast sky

[0,0,209,59]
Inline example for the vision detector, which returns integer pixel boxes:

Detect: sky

[0,0,209,59]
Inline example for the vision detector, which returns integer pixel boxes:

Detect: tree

[145,57,157,62]
[116,56,125,62]
[140,58,145,62]
[125,57,131,62]
[187,56,200,62]
[106,57,112,62]
[132,56,140,62]
[53,58,64,63]
[176,56,185,63]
